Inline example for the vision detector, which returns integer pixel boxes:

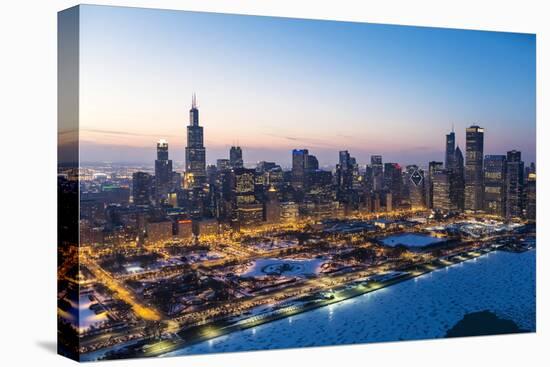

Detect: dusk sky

[78,5,536,167]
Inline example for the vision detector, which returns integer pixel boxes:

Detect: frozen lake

[166,249,535,356]
[380,233,444,247]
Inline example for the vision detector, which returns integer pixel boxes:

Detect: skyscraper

[185,94,206,187]
[384,162,402,206]
[233,167,263,227]
[132,172,152,206]
[464,125,484,211]
[432,170,453,211]
[450,146,465,211]
[154,139,173,203]
[483,155,506,217]
[216,159,231,171]
[526,173,536,221]
[371,155,383,191]
[426,161,444,209]
[265,186,281,223]
[505,150,524,218]
[406,165,425,208]
[229,146,243,169]
[445,130,455,169]
[336,150,353,192]
[291,149,309,190]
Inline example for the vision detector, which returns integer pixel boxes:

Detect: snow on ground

[380,233,444,247]
[166,250,535,355]
[251,239,298,251]
[239,258,326,278]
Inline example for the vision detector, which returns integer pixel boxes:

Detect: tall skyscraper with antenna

[185,94,206,187]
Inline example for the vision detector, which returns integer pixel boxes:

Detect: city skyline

[79,97,536,171]
[58,6,536,362]
[74,5,536,166]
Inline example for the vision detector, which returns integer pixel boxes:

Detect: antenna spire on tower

[191,93,197,108]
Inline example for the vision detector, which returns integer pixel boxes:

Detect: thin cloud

[82,128,179,138]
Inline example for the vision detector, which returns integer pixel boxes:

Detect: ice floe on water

[166,250,535,356]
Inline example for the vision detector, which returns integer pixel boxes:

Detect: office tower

[154,139,173,203]
[432,170,453,211]
[505,150,524,218]
[426,161,444,209]
[339,150,351,167]
[233,168,256,205]
[132,172,152,206]
[371,155,383,191]
[306,154,320,188]
[384,163,402,206]
[526,173,536,220]
[445,130,455,169]
[336,150,354,192]
[266,166,284,189]
[307,155,319,171]
[364,165,373,192]
[229,146,243,169]
[216,159,231,171]
[185,94,206,187]
[406,165,425,208]
[464,125,484,211]
[483,155,506,217]
[291,149,309,190]
[351,158,362,190]
[233,168,263,228]
[450,146,465,211]
[265,186,281,223]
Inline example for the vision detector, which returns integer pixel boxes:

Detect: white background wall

[0,1,547,366]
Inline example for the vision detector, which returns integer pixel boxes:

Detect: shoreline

[95,245,530,360]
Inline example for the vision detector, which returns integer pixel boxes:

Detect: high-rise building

[154,139,173,203]
[432,169,453,211]
[132,172,152,206]
[336,150,354,192]
[426,161,444,209]
[371,155,383,191]
[526,173,536,220]
[185,94,206,187]
[229,146,243,169]
[450,146,465,211]
[406,165,425,208]
[265,186,281,223]
[216,159,231,171]
[233,168,256,205]
[445,131,456,169]
[464,125,484,211]
[233,168,263,228]
[384,163,402,206]
[505,150,524,218]
[444,130,464,210]
[291,149,309,190]
[483,155,506,217]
